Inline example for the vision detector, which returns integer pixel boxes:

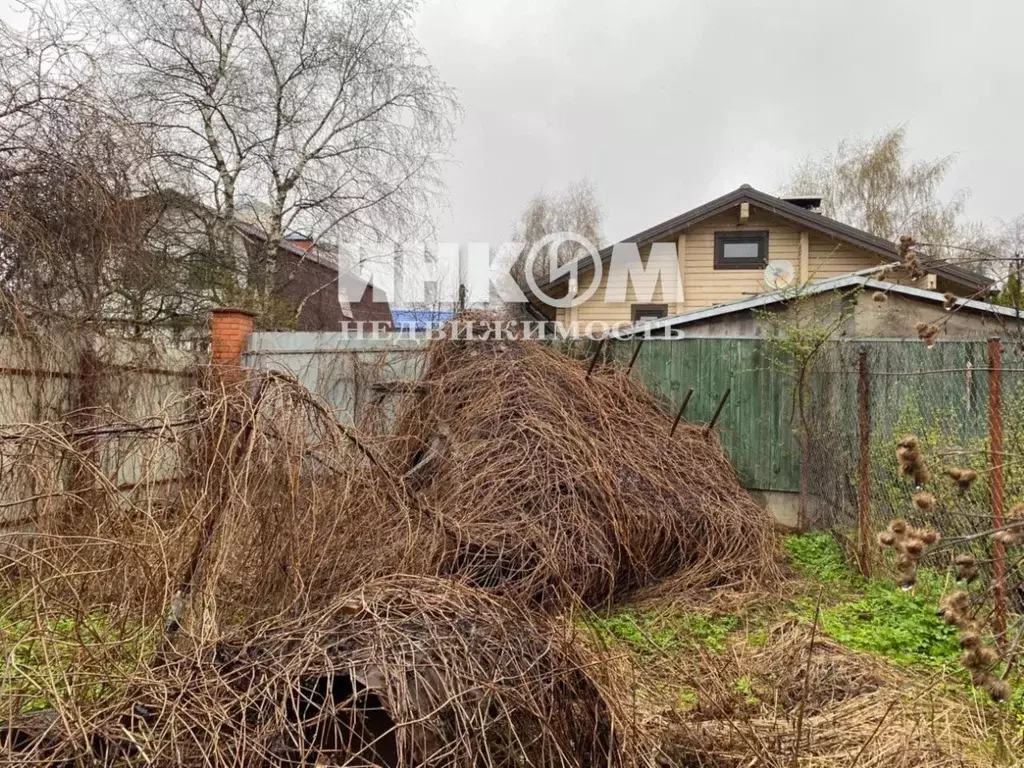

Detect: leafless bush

[2,575,632,767]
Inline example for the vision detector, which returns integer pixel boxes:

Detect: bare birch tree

[0,8,223,334]
[70,0,456,309]
[785,125,1000,271]
[0,7,93,183]
[509,179,602,287]
[0,99,223,334]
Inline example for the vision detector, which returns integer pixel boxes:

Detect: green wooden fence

[606,337,801,492]
[607,337,1024,496]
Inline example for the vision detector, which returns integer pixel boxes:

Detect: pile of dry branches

[3,576,627,767]
[0,330,780,766]
[389,335,780,605]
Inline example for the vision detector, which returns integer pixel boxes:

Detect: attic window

[714,231,768,269]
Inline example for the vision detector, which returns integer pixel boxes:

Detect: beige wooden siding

[681,211,800,311]
[806,234,883,280]
[556,242,680,329]
[808,234,939,290]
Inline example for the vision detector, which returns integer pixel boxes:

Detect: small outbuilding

[616,271,1024,341]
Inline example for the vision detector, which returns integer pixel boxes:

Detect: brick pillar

[210,307,255,383]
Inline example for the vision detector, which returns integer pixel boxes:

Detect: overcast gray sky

[415,0,1024,248]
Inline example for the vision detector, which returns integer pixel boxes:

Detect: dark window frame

[631,303,669,322]
[714,230,769,269]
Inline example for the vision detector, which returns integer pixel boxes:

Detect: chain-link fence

[803,339,1024,531]
[799,338,1024,619]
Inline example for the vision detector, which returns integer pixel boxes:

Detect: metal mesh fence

[799,338,1024,623]
[804,339,1024,535]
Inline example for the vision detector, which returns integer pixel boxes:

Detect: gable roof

[231,219,336,268]
[534,184,992,294]
[134,190,390,328]
[611,270,1021,339]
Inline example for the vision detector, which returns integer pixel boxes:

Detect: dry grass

[628,620,1010,767]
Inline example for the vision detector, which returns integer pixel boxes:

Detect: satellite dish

[764,261,795,290]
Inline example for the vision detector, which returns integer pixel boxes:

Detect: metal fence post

[857,348,871,579]
[988,336,1007,646]
[799,430,809,532]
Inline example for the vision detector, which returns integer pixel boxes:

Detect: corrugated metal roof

[612,274,1023,339]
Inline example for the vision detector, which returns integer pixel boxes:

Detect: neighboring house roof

[231,219,337,267]
[133,190,391,330]
[533,184,993,295]
[612,271,1022,339]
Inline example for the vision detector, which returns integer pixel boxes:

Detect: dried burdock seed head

[896,437,930,485]
[943,591,970,613]
[962,650,982,669]
[937,610,962,626]
[917,529,940,545]
[877,531,897,548]
[959,629,982,649]
[975,645,1000,669]
[944,467,978,493]
[954,554,976,567]
[916,322,940,348]
[897,436,921,451]
[913,491,936,511]
[899,235,916,256]
[942,607,963,626]
[897,552,916,569]
[943,292,957,311]
[913,465,932,486]
[904,539,925,557]
[985,677,1012,702]
[889,518,909,535]
[872,291,888,303]
[1011,502,1024,519]
[957,564,980,583]
[961,646,999,671]
[896,448,915,470]
[993,529,1020,547]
